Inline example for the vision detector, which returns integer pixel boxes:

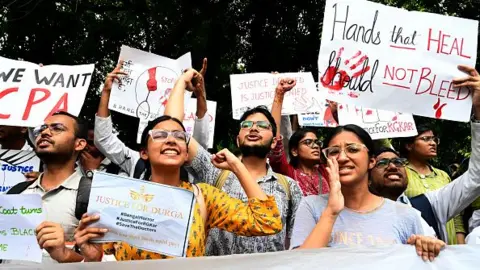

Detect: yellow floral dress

[103,182,282,260]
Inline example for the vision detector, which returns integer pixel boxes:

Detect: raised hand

[211,148,242,171]
[407,234,445,262]
[275,78,297,95]
[103,60,128,93]
[325,158,344,215]
[74,214,107,262]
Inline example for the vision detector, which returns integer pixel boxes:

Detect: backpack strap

[133,159,146,179]
[6,181,35,194]
[75,176,92,220]
[192,184,207,225]
[214,170,231,190]
[274,173,291,201]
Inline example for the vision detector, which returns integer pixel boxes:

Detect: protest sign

[109,45,193,122]
[0,194,44,263]
[338,104,417,139]
[317,0,478,122]
[135,99,217,147]
[0,150,41,193]
[298,99,339,127]
[183,98,217,148]
[0,57,94,127]
[230,72,320,120]
[87,172,196,257]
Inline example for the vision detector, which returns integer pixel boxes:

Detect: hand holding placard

[74,214,106,262]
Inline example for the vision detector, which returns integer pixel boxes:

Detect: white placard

[229,72,321,120]
[183,99,217,148]
[87,172,195,257]
[0,57,94,127]
[109,45,192,122]
[317,0,478,122]
[0,150,41,193]
[298,100,339,127]
[0,194,44,263]
[338,104,418,139]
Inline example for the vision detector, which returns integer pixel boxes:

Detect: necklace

[346,197,386,214]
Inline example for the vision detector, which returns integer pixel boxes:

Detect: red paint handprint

[321,47,371,91]
[433,98,447,119]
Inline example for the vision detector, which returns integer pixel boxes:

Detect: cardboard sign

[317,0,478,122]
[0,150,41,193]
[87,172,195,257]
[0,57,94,127]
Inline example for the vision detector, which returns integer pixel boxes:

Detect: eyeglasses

[33,123,68,137]
[322,143,368,159]
[418,136,440,145]
[300,139,323,148]
[240,120,271,130]
[375,158,409,169]
[148,129,190,144]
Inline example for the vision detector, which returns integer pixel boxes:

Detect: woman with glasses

[290,125,445,261]
[399,125,465,245]
[72,70,282,261]
[269,78,329,196]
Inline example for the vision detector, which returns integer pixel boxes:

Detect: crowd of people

[1,58,480,266]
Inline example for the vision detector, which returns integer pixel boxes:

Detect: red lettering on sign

[22,88,51,120]
[0,87,19,119]
[427,29,471,59]
[46,93,69,120]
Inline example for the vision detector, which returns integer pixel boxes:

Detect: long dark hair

[288,128,317,167]
[140,115,189,181]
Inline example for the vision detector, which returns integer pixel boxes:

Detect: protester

[3,111,89,264]
[94,59,209,179]
[0,125,31,150]
[399,125,465,244]
[77,128,127,178]
[72,70,282,261]
[163,70,302,255]
[269,78,329,196]
[290,124,447,261]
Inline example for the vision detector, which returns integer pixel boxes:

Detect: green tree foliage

[0,0,477,171]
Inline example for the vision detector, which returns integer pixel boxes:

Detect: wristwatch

[86,170,94,179]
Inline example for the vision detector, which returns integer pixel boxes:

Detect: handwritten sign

[298,99,339,128]
[183,98,217,148]
[0,150,40,193]
[230,72,320,120]
[0,57,94,127]
[317,0,478,122]
[338,104,417,139]
[0,194,44,263]
[87,172,195,257]
[109,45,193,122]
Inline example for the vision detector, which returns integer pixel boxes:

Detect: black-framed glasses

[418,136,440,145]
[148,129,190,144]
[300,139,323,148]
[240,120,271,130]
[375,158,409,169]
[322,143,368,159]
[33,123,68,138]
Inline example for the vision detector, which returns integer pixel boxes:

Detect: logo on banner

[130,185,155,203]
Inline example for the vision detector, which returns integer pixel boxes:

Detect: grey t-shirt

[291,195,424,248]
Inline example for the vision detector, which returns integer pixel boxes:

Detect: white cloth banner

[3,245,480,269]
[183,99,217,148]
[87,172,195,257]
[0,57,94,127]
[109,45,192,122]
[0,150,40,193]
[229,72,321,120]
[0,194,44,263]
[318,0,478,122]
[338,104,417,139]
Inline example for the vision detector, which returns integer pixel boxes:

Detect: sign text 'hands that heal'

[318,0,478,122]
[87,172,195,257]
[0,57,94,127]
[0,194,44,263]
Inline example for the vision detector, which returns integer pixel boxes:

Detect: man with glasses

[3,111,89,264]
[370,137,480,243]
[398,126,466,244]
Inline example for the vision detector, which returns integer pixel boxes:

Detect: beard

[240,140,272,158]
[35,145,76,164]
[369,180,407,200]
